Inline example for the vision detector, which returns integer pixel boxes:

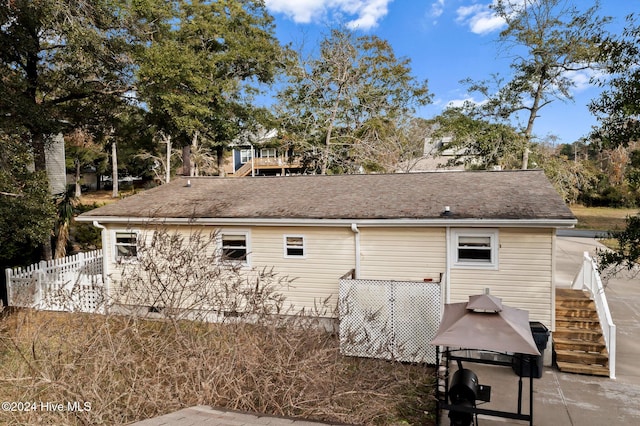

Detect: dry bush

[0,310,435,425]
[0,228,436,425]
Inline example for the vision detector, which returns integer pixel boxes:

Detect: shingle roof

[78,170,575,223]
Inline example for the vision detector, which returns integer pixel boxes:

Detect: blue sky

[264,0,638,146]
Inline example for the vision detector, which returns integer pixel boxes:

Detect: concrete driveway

[470,236,640,425]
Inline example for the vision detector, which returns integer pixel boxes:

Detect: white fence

[6,250,106,314]
[339,278,442,364]
[571,252,616,379]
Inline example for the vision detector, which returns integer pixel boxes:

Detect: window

[284,235,305,257]
[115,231,138,261]
[458,236,491,261]
[260,148,276,158]
[240,149,252,164]
[221,233,249,263]
[452,230,498,269]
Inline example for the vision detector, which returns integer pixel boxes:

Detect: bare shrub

[0,227,436,425]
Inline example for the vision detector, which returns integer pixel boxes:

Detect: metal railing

[571,252,616,379]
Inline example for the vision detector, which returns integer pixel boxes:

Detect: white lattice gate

[339,279,442,364]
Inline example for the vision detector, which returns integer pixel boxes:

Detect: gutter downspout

[350,223,360,279]
[93,221,110,312]
[445,226,451,304]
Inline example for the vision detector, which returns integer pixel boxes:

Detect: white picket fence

[6,250,106,314]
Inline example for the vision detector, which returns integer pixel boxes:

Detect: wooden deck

[232,157,303,177]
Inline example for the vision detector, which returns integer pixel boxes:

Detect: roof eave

[77,216,577,228]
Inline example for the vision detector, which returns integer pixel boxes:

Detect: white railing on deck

[6,250,105,314]
[571,252,616,379]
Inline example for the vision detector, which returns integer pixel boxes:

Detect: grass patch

[78,189,138,206]
[0,309,436,426]
[570,205,639,231]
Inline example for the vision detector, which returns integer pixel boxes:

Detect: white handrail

[571,252,616,379]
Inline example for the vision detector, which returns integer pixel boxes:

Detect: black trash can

[513,321,549,378]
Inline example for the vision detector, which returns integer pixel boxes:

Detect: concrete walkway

[131,236,640,426]
[130,406,350,426]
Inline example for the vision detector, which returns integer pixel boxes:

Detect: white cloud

[564,68,604,93]
[445,96,487,109]
[456,3,505,35]
[430,0,445,19]
[265,0,393,30]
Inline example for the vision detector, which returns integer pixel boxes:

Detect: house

[76,170,576,333]
[225,143,305,177]
[224,128,306,177]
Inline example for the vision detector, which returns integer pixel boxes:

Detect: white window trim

[260,147,277,158]
[239,149,252,164]
[219,229,251,267]
[113,229,139,263]
[450,228,499,270]
[283,234,306,259]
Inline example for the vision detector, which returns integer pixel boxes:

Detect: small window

[221,233,248,262]
[284,235,305,257]
[452,230,498,269]
[260,148,277,158]
[458,236,492,262]
[115,231,138,261]
[240,149,252,164]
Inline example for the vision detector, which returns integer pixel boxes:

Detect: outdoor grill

[431,291,539,426]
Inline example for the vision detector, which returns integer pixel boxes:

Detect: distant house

[225,143,305,177]
[77,170,576,333]
[404,136,474,172]
[224,128,306,177]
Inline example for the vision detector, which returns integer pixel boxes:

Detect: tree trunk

[32,133,53,260]
[165,134,171,183]
[182,145,191,176]
[216,145,225,177]
[522,68,547,170]
[112,141,119,198]
[54,222,69,259]
[75,160,82,198]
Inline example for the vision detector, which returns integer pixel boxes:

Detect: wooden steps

[554,289,610,377]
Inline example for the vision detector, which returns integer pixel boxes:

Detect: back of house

[77,170,575,330]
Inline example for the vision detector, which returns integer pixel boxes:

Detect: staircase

[554,288,610,376]
[233,161,254,177]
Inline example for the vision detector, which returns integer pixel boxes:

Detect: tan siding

[251,227,355,313]
[104,224,218,302]
[359,228,446,281]
[449,228,554,326]
[101,223,556,325]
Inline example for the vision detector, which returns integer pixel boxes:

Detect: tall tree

[462,0,609,169]
[136,0,285,174]
[0,0,145,173]
[0,133,56,266]
[0,0,149,258]
[590,15,640,274]
[590,14,640,149]
[430,108,524,170]
[277,29,431,174]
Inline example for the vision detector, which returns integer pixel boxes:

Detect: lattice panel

[339,279,441,364]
